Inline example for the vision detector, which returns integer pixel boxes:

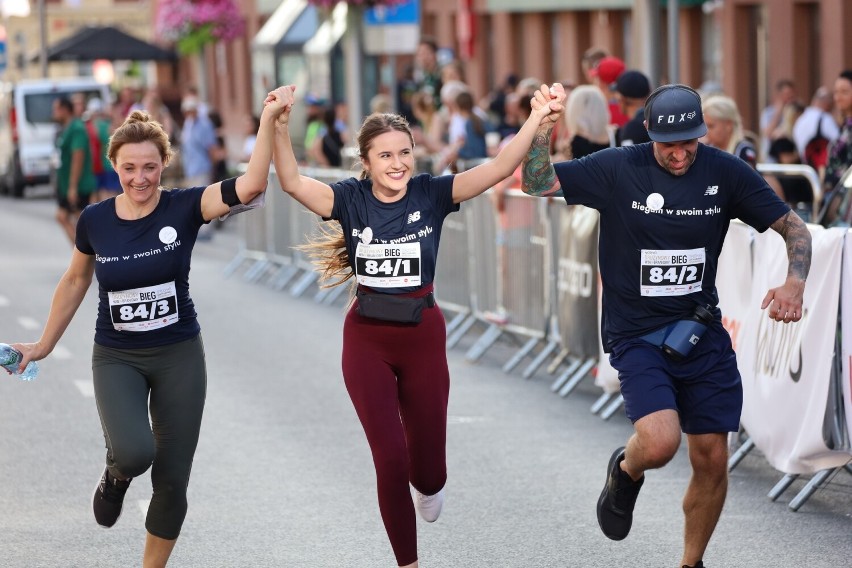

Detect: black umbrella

[36,26,177,62]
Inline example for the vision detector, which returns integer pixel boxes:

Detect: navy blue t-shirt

[76,187,207,348]
[553,143,790,347]
[329,173,458,293]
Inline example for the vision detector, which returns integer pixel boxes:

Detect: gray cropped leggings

[92,334,207,540]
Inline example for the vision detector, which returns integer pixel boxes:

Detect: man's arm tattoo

[770,210,812,281]
[521,128,561,197]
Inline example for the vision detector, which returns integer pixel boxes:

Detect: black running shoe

[682,562,705,568]
[596,447,644,541]
[93,467,131,528]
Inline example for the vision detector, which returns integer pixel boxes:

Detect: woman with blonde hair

[557,84,612,160]
[702,94,758,168]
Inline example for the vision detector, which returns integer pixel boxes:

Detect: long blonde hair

[565,85,610,145]
[701,95,744,155]
[298,113,416,288]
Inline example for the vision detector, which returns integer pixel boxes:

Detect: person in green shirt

[53,96,97,244]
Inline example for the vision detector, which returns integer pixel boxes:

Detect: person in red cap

[520,83,811,568]
[590,55,630,127]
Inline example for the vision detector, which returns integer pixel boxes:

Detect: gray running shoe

[596,446,644,540]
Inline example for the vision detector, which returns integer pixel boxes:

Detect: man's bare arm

[521,125,562,197]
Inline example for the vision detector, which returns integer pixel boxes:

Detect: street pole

[668,0,679,84]
[344,5,364,140]
[38,0,47,77]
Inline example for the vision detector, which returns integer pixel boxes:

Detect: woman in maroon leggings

[272,84,562,567]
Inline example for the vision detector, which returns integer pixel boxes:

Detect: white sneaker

[413,487,444,522]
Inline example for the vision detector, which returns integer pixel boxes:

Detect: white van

[0,77,111,198]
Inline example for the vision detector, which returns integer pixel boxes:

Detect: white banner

[842,231,852,442]
[595,270,620,394]
[739,225,849,474]
[716,221,754,353]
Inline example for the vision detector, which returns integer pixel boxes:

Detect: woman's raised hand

[264,85,297,126]
[530,83,566,125]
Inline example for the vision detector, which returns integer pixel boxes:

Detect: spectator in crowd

[483,72,519,136]
[760,79,798,160]
[133,89,177,143]
[310,106,345,168]
[178,96,217,189]
[435,90,493,172]
[615,70,653,146]
[370,94,394,114]
[112,86,138,124]
[83,98,123,202]
[764,137,814,221]
[701,94,759,169]
[303,94,328,163]
[52,96,97,244]
[239,114,260,164]
[440,59,466,85]
[414,36,443,102]
[207,110,230,183]
[581,47,609,84]
[410,91,444,158]
[554,85,611,161]
[589,55,629,127]
[792,86,839,174]
[823,70,852,199]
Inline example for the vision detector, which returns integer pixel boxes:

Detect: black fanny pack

[356,290,435,323]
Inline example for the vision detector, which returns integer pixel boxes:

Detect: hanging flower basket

[156,0,246,55]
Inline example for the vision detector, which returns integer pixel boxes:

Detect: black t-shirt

[571,135,610,159]
[76,187,207,348]
[329,174,459,293]
[553,143,790,347]
[616,109,651,146]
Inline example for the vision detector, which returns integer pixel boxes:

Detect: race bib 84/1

[355,242,422,288]
[639,248,705,296]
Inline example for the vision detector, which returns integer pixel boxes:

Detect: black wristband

[220,177,241,207]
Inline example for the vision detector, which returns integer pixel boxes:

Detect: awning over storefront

[304,2,348,56]
[254,0,313,50]
[485,0,706,11]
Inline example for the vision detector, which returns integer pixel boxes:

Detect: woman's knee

[111,441,156,478]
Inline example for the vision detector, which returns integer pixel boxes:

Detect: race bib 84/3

[355,242,422,288]
[108,282,179,331]
[640,248,705,296]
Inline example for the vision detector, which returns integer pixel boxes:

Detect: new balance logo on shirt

[704,186,718,196]
[407,211,421,224]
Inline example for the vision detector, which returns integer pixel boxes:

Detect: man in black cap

[520,83,811,568]
[615,70,652,146]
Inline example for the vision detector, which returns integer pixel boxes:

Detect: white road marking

[73,380,95,398]
[138,499,150,518]
[52,345,73,360]
[17,316,40,330]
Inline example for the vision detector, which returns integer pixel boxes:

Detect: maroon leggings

[342,290,450,566]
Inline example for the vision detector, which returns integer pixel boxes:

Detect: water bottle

[0,343,39,381]
[661,305,714,362]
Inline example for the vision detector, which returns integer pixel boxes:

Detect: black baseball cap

[644,84,707,143]
[615,70,651,99]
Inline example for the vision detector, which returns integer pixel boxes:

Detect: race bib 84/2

[639,248,705,296]
[108,282,179,331]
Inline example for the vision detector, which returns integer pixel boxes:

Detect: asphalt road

[0,192,850,568]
